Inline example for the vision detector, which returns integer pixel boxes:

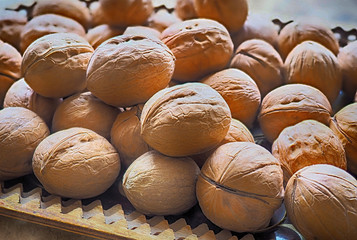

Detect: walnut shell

[272,120,347,184]
[193,0,248,33]
[110,104,149,169]
[0,107,49,181]
[86,24,125,49]
[230,13,279,49]
[285,164,357,240]
[141,82,231,157]
[175,0,197,20]
[20,14,86,53]
[338,41,357,100]
[148,9,182,33]
[4,78,61,127]
[278,20,339,60]
[230,39,284,97]
[259,84,332,143]
[0,10,27,51]
[330,103,357,175]
[123,26,160,40]
[0,41,22,107]
[285,41,342,103]
[201,68,261,128]
[197,142,284,232]
[122,150,200,215]
[191,118,254,167]
[87,35,175,107]
[160,18,233,82]
[52,92,120,139]
[32,0,91,29]
[32,127,120,199]
[22,32,94,98]
[99,0,153,27]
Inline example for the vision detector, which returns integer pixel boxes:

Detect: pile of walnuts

[0,0,356,238]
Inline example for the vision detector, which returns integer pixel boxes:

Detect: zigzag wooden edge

[0,182,242,240]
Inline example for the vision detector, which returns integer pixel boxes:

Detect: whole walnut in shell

[86,24,125,49]
[230,13,279,49]
[32,0,91,29]
[285,164,357,240]
[0,107,49,181]
[338,41,357,100]
[278,20,339,60]
[272,120,347,184]
[230,39,284,97]
[111,104,150,169]
[201,68,261,128]
[197,142,284,232]
[87,35,175,107]
[141,82,231,157]
[33,127,121,199]
[99,0,153,27]
[20,14,86,53]
[175,0,197,20]
[122,150,200,215]
[285,41,342,103]
[191,118,254,167]
[0,10,27,51]
[52,92,120,140]
[330,103,357,175]
[258,84,332,143]
[4,78,61,127]
[0,41,22,107]
[22,32,94,98]
[193,0,248,33]
[160,18,233,82]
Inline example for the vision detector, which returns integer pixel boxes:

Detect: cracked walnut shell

[32,127,120,199]
[285,164,357,240]
[140,82,231,157]
[197,142,284,232]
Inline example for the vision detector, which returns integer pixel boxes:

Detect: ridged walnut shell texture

[0,107,49,181]
[230,39,284,97]
[4,78,61,127]
[272,120,347,184]
[147,9,182,33]
[87,35,175,107]
[111,104,149,169]
[285,41,342,103]
[22,32,94,98]
[160,18,233,82]
[0,10,27,51]
[330,103,357,175]
[201,68,260,128]
[86,24,125,49]
[141,82,231,157]
[31,0,91,29]
[338,41,357,100]
[191,118,254,168]
[230,13,279,49]
[32,127,120,199]
[122,150,200,215]
[197,142,284,233]
[123,26,160,40]
[285,164,357,240]
[193,0,248,33]
[0,41,22,107]
[258,84,332,143]
[20,14,86,53]
[99,0,153,27]
[52,92,120,140]
[278,20,339,60]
